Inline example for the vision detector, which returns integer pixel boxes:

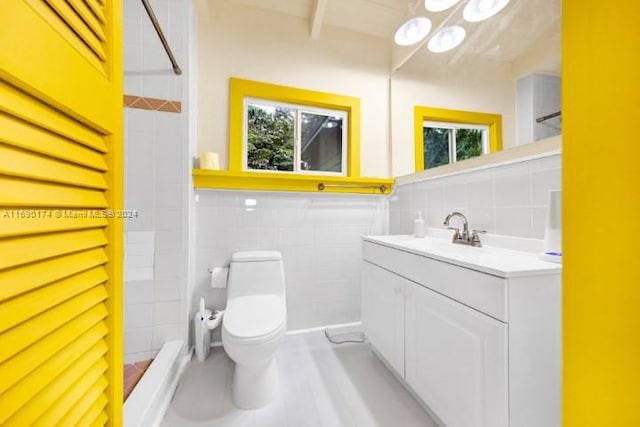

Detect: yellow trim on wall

[228,77,361,178]
[413,106,503,172]
[104,0,124,421]
[193,169,393,195]
[562,2,640,426]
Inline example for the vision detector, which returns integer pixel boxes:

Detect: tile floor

[161,331,438,427]
[123,358,153,401]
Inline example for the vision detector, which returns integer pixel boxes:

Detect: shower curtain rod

[140,0,182,75]
[536,111,561,123]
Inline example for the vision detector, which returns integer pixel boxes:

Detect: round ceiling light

[394,17,432,46]
[463,0,511,22]
[424,0,462,13]
[427,25,466,53]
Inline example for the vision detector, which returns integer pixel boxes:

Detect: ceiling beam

[310,0,328,40]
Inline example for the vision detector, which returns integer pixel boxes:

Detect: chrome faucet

[443,212,485,247]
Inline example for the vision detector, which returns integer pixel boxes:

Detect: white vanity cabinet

[405,279,508,427]
[361,236,561,427]
[361,262,406,375]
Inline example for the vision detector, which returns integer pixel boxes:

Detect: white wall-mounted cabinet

[362,235,561,427]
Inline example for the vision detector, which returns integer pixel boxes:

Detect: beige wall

[196,1,392,177]
[390,56,517,177]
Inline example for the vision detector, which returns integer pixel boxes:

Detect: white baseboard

[286,321,363,335]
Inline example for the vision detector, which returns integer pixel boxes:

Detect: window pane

[300,112,343,173]
[455,128,484,161]
[424,127,450,169]
[247,103,294,171]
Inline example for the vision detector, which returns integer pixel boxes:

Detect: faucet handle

[471,229,486,242]
[447,226,461,239]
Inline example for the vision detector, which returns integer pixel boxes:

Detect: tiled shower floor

[124,359,153,401]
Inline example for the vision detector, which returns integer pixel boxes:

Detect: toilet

[221,250,287,409]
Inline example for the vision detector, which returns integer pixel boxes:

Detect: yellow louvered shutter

[0,1,123,426]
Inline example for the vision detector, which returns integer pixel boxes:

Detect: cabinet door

[361,262,405,376]
[405,282,508,427]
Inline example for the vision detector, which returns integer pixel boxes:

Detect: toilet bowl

[222,251,287,409]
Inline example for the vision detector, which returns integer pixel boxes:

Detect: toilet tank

[227,251,286,299]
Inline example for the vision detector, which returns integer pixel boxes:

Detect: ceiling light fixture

[394,17,432,46]
[463,0,511,22]
[424,0,461,13]
[427,25,466,53]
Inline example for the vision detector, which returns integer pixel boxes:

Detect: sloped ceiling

[222,0,561,73]
[230,0,407,39]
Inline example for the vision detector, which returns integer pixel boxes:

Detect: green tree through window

[424,127,450,169]
[456,129,483,161]
[423,124,487,169]
[246,101,346,174]
[247,105,294,171]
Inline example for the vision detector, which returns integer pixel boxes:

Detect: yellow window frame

[229,77,361,177]
[414,106,503,172]
[194,78,393,195]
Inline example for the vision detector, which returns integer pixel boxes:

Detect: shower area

[122,0,195,424]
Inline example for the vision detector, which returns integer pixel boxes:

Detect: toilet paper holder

[208,267,229,288]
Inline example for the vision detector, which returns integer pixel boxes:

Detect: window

[229,78,361,178]
[195,78,393,194]
[423,121,489,169]
[414,106,502,172]
[245,99,347,175]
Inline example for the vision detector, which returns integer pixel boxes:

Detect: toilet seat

[223,295,286,343]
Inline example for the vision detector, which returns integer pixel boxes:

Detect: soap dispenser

[414,211,425,238]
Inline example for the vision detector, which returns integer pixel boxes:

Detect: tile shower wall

[123,0,191,363]
[390,154,561,239]
[194,191,388,332]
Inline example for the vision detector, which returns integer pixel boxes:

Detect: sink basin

[362,235,561,278]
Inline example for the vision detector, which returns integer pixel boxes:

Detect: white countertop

[363,235,562,278]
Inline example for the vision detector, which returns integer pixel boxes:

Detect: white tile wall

[194,190,388,331]
[125,303,153,329]
[124,0,185,100]
[125,280,154,305]
[124,231,155,282]
[123,0,191,364]
[389,153,561,240]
